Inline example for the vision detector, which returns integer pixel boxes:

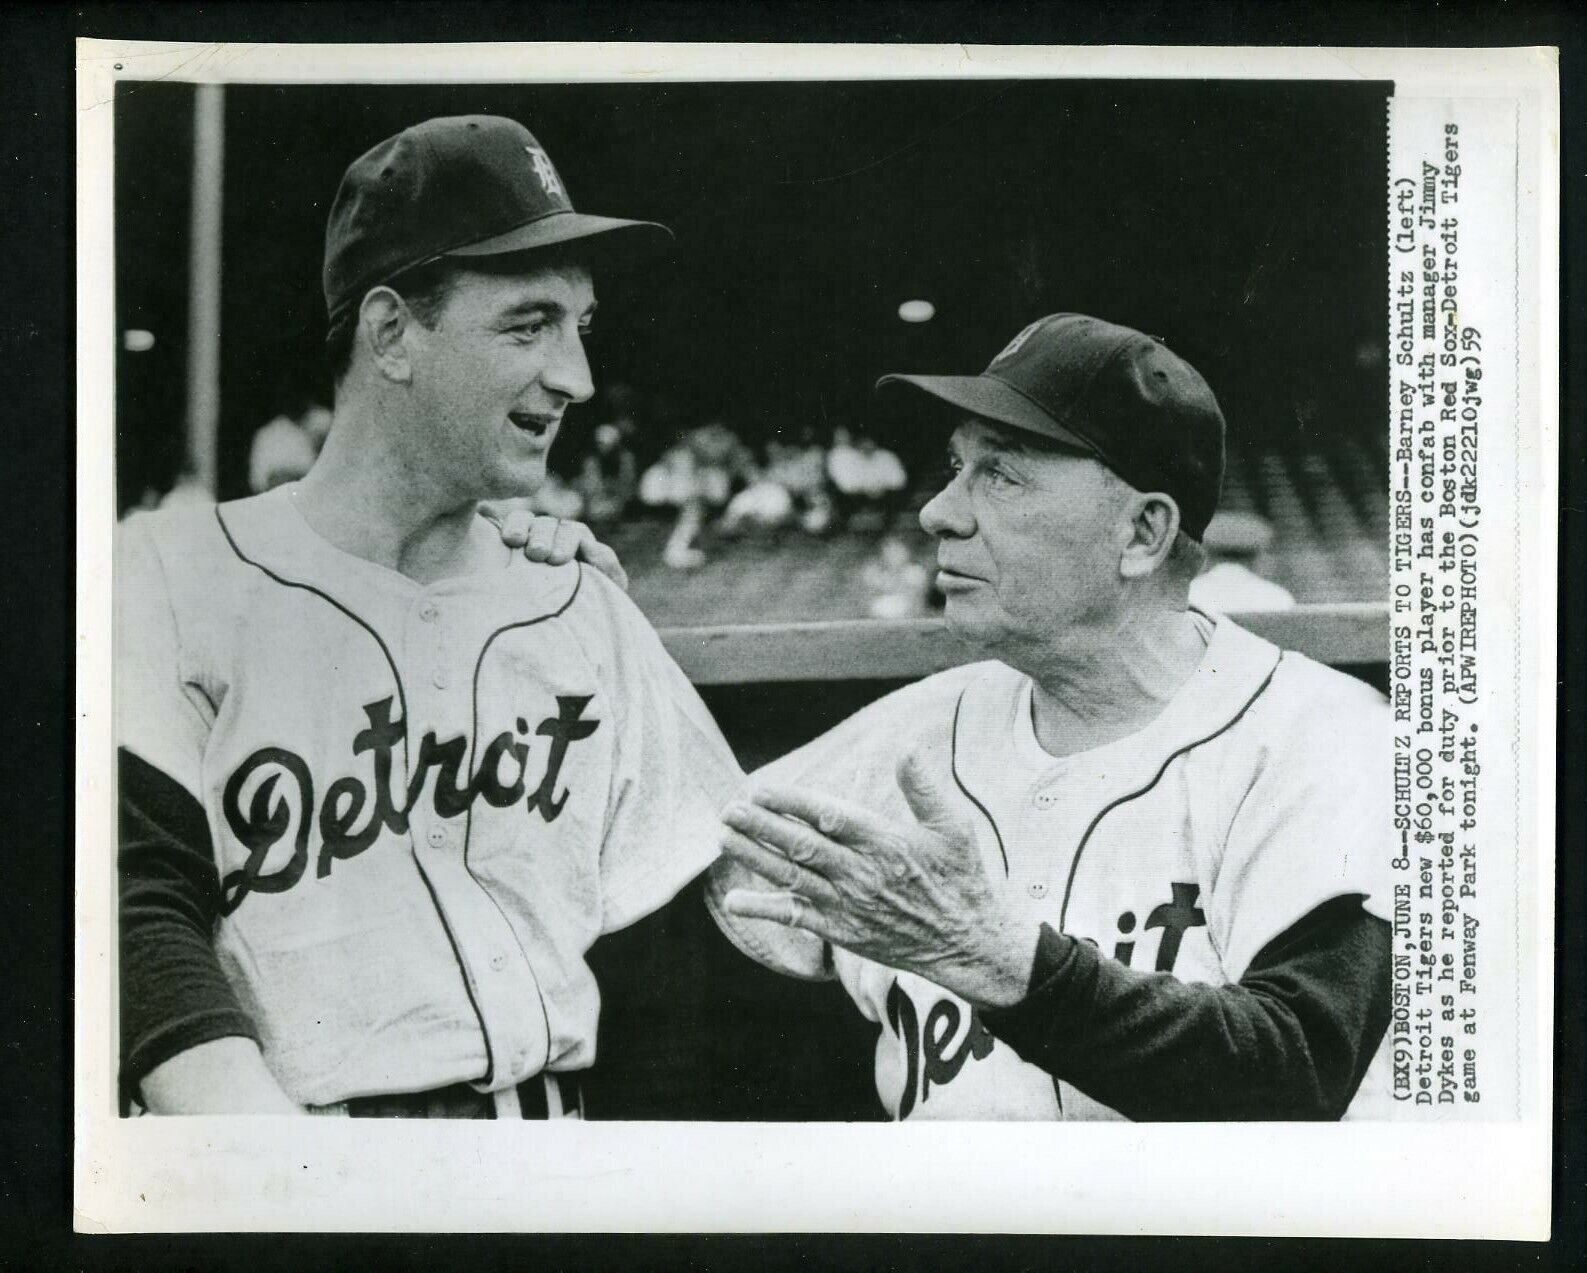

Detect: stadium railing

[660,602,1389,686]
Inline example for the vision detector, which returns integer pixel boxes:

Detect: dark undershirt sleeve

[119,747,259,1101]
[978,894,1390,1121]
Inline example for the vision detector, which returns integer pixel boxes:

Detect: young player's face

[920,418,1133,657]
[405,261,596,500]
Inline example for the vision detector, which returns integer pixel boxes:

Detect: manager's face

[920,417,1134,656]
[405,259,596,501]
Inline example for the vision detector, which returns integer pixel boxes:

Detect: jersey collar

[960,610,1283,790]
[217,486,577,618]
[1136,609,1284,759]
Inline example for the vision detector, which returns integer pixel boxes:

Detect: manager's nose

[920,474,974,539]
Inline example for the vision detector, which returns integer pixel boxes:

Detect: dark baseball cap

[876,313,1227,539]
[323,115,671,326]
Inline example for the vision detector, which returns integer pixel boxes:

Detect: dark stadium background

[111,78,1392,1120]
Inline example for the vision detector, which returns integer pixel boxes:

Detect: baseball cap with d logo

[876,313,1227,540]
[323,115,672,327]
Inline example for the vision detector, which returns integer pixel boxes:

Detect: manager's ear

[358,287,415,386]
[1119,491,1181,580]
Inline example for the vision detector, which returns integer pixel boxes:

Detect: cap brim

[874,372,1096,453]
[444,211,673,262]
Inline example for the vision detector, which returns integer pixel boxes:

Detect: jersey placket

[402,588,550,1086]
[995,780,1073,933]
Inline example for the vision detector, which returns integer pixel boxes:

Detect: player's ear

[359,287,414,385]
[1119,491,1180,580]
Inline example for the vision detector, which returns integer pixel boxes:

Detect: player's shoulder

[1207,615,1387,726]
[883,660,1012,708]
[1265,646,1389,736]
[811,660,1010,738]
[124,491,351,623]
[1229,625,1389,777]
[537,559,697,690]
[562,555,641,615]
[755,660,1009,788]
[552,559,661,647]
[117,501,220,548]
[116,502,239,584]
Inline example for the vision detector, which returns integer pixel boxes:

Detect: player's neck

[293,411,484,583]
[1024,604,1208,758]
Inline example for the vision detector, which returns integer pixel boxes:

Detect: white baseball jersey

[116,487,742,1107]
[709,613,1395,1120]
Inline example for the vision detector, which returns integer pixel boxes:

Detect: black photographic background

[114,78,1389,509]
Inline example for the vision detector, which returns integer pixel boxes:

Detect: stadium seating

[617,440,1389,628]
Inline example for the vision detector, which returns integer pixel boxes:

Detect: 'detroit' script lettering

[218,695,599,912]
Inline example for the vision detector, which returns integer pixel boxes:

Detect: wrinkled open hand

[478,503,628,591]
[719,737,1038,1009]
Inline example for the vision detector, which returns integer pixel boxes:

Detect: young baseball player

[116,116,743,1117]
[710,314,1396,1121]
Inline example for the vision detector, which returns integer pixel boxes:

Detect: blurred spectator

[642,469,708,571]
[599,382,642,449]
[687,420,757,505]
[719,473,795,538]
[1189,510,1297,612]
[719,434,835,539]
[639,420,756,569]
[719,440,792,539]
[158,467,215,511]
[827,428,907,532]
[576,423,638,527]
[526,470,586,520]
[773,430,835,535]
[300,402,333,454]
[825,426,861,490]
[638,438,699,509]
[860,535,930,619]
[248,412,319,493]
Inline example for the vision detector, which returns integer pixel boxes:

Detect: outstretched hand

[478,504,629,592]
[718,735,1038,1008]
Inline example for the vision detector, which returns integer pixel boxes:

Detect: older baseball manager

[116,116,743,1117]
[710,315,1395,1121]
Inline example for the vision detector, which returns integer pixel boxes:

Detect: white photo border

[74,40,1559,1237]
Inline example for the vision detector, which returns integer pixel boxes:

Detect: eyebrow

[947,429,1025,461]
[953,424,1086,463]
[998,434,1051,459]
[495,296,599,323]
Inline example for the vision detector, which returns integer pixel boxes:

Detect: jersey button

[490,953,508,971]
[426,827,448,848]
[1027,882,1048,900]
[432,669,450,689]
[1033,790,1057,810]
[419,602,440,622]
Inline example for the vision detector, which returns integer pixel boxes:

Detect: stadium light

[897,299,935,323]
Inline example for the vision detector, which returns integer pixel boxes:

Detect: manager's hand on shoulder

[479,503,629,592]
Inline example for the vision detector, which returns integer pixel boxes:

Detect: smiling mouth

[508,410,558,439]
